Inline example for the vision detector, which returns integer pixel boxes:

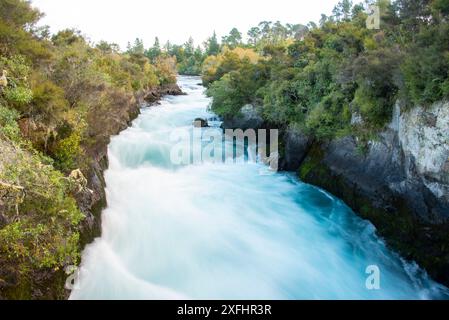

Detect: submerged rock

[193,118,209,128]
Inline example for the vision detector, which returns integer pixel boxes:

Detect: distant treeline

[199,0,449,142]
[139,20,309,75]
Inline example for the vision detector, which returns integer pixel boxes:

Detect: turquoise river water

[70,76,448,300]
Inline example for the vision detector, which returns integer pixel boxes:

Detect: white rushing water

[70,76,448,300]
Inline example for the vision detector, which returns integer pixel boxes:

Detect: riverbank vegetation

[143,32,220,76]
[0,0,177,298]
[202,0,449,139]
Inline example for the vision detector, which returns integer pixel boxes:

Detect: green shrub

[207,74,242,118]
[0,148,84,272]
[31,80,68,115]
[402,24,449,106]
[0,105,21,141]
[304,90,351,139]
[262,79,305,124]
[3,86,33,106]
[52,131,82,171]
[0,55,30,86]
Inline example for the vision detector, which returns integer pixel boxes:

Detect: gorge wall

[223,101,449,287]
[77,84,185,246]
[0,84,183,299]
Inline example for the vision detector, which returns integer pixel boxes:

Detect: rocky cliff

[0,83,183,299]
[223,101,449,287]
[78,83,184,247]
[67,83,184,299]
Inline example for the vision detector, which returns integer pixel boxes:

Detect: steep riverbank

[77,84,185,246]
[74,83,185,293]
[222,101,449,287]
[0,83,183,300]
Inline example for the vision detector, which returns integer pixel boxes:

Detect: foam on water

[70,76,448,300]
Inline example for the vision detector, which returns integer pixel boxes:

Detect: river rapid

[70,76,448,300]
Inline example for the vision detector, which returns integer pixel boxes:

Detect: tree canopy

[203,0,449,140]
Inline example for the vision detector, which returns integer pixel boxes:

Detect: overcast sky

[32,0,341,49]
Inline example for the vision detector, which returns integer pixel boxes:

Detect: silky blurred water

[70,76,448,300]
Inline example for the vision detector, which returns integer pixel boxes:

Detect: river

[70,76,448,300]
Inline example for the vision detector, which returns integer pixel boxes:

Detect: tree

[0,0,42,28]
[258,21,272,40]
[154,37,161,51]
[332,0,353,21]
[319,14,329,27]
[0,0,49,58]
[155,56,177,84]
[51,29,84,46]
[185,36,195,56]
[222,28,242,49]
[164,40,172,52]
[247,27,261,46]
[194,46,203,60]
[205,31,220,56]
[145,37,162,62]
[286,24,308,40]
[96,41,120,54]
[393,0,432,33]
[177,41,205,76]
[272,21,288,43]
[128,38,144,55]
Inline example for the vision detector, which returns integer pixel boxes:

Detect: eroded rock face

[280,127,312,171]
[320,131,446,221]
[144,84,184,104]
[298,100,449,286]
[307,101,449,223]
[397,102,449,206]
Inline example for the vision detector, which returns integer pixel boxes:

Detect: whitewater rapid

[70,76,448,300]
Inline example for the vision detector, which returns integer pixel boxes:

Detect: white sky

[31,0,340,50]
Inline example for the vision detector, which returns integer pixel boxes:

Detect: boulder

[221,104,265,130]
[193,118,209,128]
[144,84,185,104]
